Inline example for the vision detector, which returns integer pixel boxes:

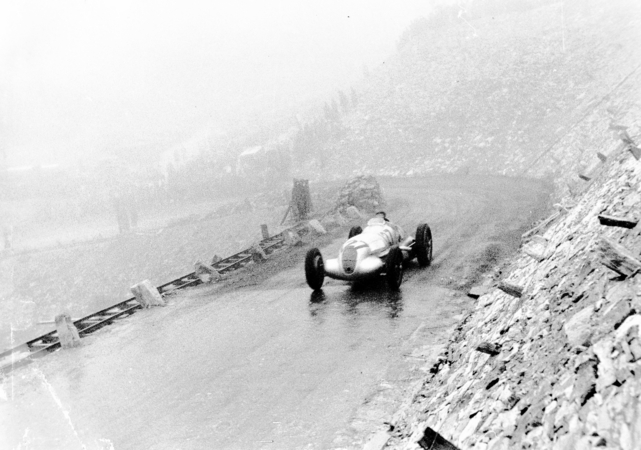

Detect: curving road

[0,175,550,450]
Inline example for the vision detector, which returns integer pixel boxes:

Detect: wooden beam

[497,281,523,298]
[598,215,638,229]
[597,152,607,162]
[598,237,641,278]
[522,211,561,240]
[418,427,460,450]
[578,174,591,181]
[260,224,270,240]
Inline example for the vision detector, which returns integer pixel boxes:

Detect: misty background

[1,0,431,168]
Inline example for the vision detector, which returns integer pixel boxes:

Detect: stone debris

[598,237,641,278]
[522,235,552,262]
[345,205,364,219]
[334,175,385,215]
[382,131,641,449]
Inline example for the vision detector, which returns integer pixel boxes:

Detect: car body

[305,217,433,291]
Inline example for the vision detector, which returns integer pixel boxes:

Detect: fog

[0,0,431,167]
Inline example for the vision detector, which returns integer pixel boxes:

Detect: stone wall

[383,128,641,448]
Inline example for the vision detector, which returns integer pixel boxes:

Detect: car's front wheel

[348,226,362,239]
[305,248,325,291]
[386,245,404,290]
[415,223,433,267]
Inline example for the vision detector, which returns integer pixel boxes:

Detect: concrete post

[308,219,327,235]
[195,261,222,282]
[251,243,268,262]
[55,313,81,349]
[131,280,166,308]
[283,230,302,246]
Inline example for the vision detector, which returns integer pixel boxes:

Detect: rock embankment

[382,133,641,448]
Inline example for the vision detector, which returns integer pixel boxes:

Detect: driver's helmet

[375,211,389,222]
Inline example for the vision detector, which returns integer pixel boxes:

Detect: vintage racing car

[304,215,433,291]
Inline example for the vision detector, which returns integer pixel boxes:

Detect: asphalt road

[0,175,550,450]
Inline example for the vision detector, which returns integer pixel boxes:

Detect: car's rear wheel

[415,223,433,267]
[386,245,404,290]
[348,226,362,239]
[305,248,325,291]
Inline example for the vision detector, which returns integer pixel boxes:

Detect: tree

[338,90,350,113]
[351,87,359,108]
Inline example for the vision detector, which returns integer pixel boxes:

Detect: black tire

[386,245,404,290]
[348,226,363,239]
[415,223,433,267]
[305,248,325,290]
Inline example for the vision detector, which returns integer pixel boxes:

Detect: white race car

[304,215,432,291]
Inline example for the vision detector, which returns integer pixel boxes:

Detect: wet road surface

[0,175,550,449]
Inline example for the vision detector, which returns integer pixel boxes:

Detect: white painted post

[308,219,327,235]
[55,313,81,349]
[130,280,166,308]
[194,261,222,282]
[283,230,302,246]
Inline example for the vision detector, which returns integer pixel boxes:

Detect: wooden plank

[522,211,561,240]
[578,174,591,181]
[497,281,523,298]
[598,237,641,278]
[261,224,270,240]
[598,214,638,229]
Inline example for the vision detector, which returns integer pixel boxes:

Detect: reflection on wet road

[308,282,404,321]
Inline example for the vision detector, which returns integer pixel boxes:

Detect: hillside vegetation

[296,0,641,179]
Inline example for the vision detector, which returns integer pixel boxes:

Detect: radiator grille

[341,245,358,274]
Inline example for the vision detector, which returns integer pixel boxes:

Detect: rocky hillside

[372,91,641,448]
[297,0,641,181]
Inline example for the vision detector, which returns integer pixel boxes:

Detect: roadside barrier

[0,226,304,374]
